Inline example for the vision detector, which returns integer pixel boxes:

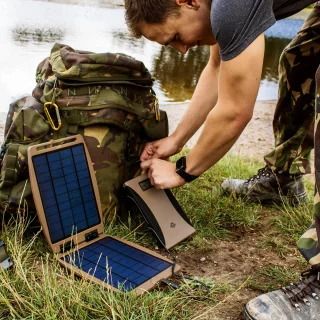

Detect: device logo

[170,222,176,228]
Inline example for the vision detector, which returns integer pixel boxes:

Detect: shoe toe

[245,289,320,320]
[245,293,285,319]
[221,179,246,193]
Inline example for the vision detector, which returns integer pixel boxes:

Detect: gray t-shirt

[211,0,317,61]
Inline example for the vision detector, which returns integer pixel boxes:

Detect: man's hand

[140,135,183,162]
[140,159,186,189]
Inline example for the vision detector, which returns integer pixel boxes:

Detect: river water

[0,0,305,112]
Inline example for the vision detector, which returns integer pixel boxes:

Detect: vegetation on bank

[0,153,314,319]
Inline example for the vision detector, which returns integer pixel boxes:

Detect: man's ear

[176,0,200,10]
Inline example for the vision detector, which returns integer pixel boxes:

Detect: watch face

[175,157,198,182]
[176,157,186,173]
[176,164,183,172]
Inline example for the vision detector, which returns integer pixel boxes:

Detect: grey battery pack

[124,174,196,249]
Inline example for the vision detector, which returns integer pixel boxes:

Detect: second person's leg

[222,6,320,204]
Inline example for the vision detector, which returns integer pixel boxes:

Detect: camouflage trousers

[296,5,320,268]
[264,5,320,175]
[297,64,320,268]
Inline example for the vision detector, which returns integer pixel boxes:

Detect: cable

[126,194,211,300]
[149,226,210,301]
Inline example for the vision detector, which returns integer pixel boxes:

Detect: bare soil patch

[176,209,303,319]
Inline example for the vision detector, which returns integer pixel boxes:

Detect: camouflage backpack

[0,43,168,222]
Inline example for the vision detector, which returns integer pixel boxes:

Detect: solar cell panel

[61,237,172,291]
[32,144,101,243]
[28,135,178,295]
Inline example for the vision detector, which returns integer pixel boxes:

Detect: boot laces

[281,268,320,311]
[245,167,271,184]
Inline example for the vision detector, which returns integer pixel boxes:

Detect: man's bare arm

[186,34,265,176]
[140,45,220,161]
[172,44,221,147]
[141,34,265,189]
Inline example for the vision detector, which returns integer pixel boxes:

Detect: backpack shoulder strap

[0,143,19,195]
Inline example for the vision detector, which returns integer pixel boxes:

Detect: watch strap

[175,156,198,182]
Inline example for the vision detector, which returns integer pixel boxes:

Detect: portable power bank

[124,174,196,249]
[28,135,179,295]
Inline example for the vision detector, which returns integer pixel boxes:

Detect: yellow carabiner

[44,102,62,131]
[154,96,161,122]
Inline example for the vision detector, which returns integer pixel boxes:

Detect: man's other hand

[140,159,185,189]
[140,135,183,162]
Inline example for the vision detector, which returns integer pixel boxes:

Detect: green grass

[1,214,220,319]
[257,236,292,258]
[248,266,300,292]
[272,179,314,242]
[0,152,315,318]
[171,153,264,243]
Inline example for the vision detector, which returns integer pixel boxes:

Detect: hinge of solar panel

[85,229,99,242]
[59,240,74,253]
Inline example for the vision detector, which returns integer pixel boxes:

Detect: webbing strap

[61,111,80,135]
[62,111,86,133]
[62,110,141,132]
[1,143,19,196]
[67,125,79,134]
[63,115,81,124]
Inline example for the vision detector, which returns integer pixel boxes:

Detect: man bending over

[125,0,320,318]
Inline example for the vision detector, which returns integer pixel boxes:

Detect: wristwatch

[175,156,198,182]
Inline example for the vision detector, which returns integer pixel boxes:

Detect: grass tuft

[248,266,300,292]
[273,201,314,242]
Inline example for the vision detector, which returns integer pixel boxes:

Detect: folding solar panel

[28,135,178,295]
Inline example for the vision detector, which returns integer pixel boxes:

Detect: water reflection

[152,18,303,102]
[153,46,209,102]
[263,37,291,83]
[111,30,145,52]
[152,35,292,102]
[12,26,65,45]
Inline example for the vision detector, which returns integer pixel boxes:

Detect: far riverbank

[160,100,276,160]
[0,100,276,160]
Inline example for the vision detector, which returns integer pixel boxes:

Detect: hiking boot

[221,166,307,205]
[244,267,320,320]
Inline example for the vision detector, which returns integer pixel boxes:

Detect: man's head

[125,0,215,54]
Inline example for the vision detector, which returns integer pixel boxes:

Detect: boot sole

[244,191,307,206]
[244,305,255,320]
[223,190,307,206]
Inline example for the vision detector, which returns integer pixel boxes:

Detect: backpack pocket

[0,104,52,213]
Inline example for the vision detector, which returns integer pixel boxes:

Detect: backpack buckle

[44,102,62,131]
